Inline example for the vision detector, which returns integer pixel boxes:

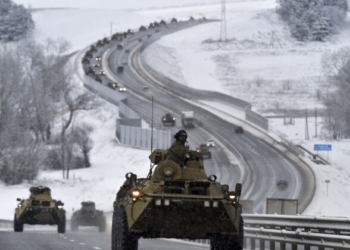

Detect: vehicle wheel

[14,214,23,232]
[70,220,78,231]
[112,208,138,250]
[230,217,244,249]
[99,218,106,232]
[57,214,66,234]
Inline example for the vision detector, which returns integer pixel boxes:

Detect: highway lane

[0,229,209,250]
[102,21,312,213]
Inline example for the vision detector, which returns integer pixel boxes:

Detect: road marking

[93,247,102,250]
[79,243,86,245]
[63,237,68,239]
[70,239,75,242]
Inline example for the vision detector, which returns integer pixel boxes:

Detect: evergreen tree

[0,0,34,42]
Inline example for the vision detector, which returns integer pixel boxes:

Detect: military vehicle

[94,75,102,83]
[160,20,166,25]
[139,25,146,31]
[85,51,93,59]
[112,149,244,250]
[117,44,123,50]
[82,57,90,64]
[108,82,118,90]
[181,111,195,128]
[103,37,110,44]
[189,16,195,21]
[171,17,178,23]
[96,40,104,47]
[112,33,124,41]
[127,29,134,34]
[85,67,95,76]
[117,66,124,74]
[71,201,106,232]
[14,186,66,233]
[161,113,176,126]
[197,144,212,159]
[90,45,97,52]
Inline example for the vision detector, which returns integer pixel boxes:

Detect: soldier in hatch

[166,130,189,167]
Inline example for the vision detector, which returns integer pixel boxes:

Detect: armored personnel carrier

[71,201,106,232]
[112,149,244,250]
[161,113,176,126]
[14,186,66,233]
[197,144,212,159]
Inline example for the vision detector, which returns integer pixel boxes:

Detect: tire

[14,214,23,232]
[210,217,244,250]
[57,214,66,234]
[112,208,138,250]
[99,217,106,232]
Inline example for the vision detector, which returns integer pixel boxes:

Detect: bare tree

[72,124,94,168]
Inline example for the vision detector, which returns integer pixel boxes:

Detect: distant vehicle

[197,144,211,158]
[95,56,102,61]
[142,86,149,91]
[148,22,155,29]
[277,180,289,190]
[98,70,106,75]
[161,113,176,126]
[90,45,97,52]
[14,186,66,233]
[127,29,134,34]
[160,20,166,25]
[171,17,178,23]
[117,44,123,50]
[93,63,100,68]
[138,38,143,42]
[189,16,195,21]
[147,34,152,38]
[118,84,127,92]
[84,52,93,59]
[108,82,118,90]
[94,75,102,83]
[181,111,195,128]
[117,66,124,74]
[96,40,104,47]
[155,29,160,33]
[139,25,146,31]
[125,49,130,54]
[85,67,95,76]
[235,126,244,134]
[103,37,110,44]
[122,58,127,65]
[154,21,160,27]
[71,201,106,232]
[112,33,123,41]
[82,57,90,64]
[206,139,215,147]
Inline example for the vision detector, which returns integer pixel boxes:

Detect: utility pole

[220,0,227,42]
[110,22,113,37]
[315,108,317,138]
[305,109,310,140]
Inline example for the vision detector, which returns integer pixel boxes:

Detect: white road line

[70,239,75,242]
[93,247,102,250]
[79,243,86,245]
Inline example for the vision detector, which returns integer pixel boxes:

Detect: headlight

[229,195,235,200]
[164,166,174,177]
[173,118,175,120]
[58,205,63,210]
[18,204,22,208]
[130,189,143,201]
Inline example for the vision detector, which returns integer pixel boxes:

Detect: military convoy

[14,186,66,233]
[112,149,244,250]
[71,201,106,232]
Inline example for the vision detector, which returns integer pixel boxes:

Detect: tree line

[277,0,349,41]
[0,39,98,185]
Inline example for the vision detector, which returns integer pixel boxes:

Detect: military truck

[161,113,176,126]
[14,186,66,233]
[90,45,97,53]
[139,25,146,31]
[117,44,123,50]
[181,111,195,128]
[85,67,95,76]
[197,144,212,159]
[112,149,244,250]
[171,17,178,23]
[71,201,106,232]
[82,57,90,64]
[96,40,104,47]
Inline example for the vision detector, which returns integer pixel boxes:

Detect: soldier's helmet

[174,130,187,142]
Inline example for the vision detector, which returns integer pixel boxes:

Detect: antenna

[220,0,227,42]
[147,96,155,180]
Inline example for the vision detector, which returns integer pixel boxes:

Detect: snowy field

[1,0,350,220]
